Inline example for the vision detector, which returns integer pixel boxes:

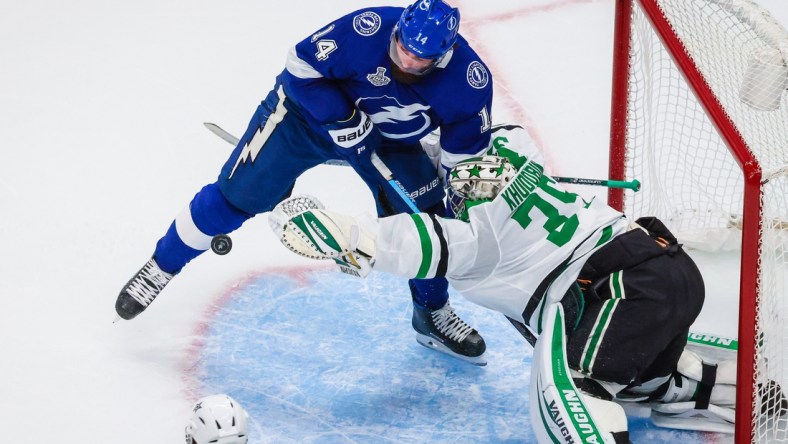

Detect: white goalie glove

[269,195,377,278]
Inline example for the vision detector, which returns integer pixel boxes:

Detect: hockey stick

[554,176,641,192]
[204,122,239,145]
[203,122,640,191]
[368,151,420,213]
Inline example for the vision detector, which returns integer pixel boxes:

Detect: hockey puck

[211,234,232,255]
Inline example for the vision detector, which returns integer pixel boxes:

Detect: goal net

[607,0,788,441]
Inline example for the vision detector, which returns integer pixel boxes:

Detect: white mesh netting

[622,0,788,441]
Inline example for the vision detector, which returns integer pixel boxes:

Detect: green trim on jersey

[410,214,433,279]
[595,225,614,247]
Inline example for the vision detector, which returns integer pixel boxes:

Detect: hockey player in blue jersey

[115,0,493,364]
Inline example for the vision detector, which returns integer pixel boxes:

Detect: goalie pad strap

[695,362,718,410]
[506,316,536,347]
[612,431,630,444]
[574,377,614,401]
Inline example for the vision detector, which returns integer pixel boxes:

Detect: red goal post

[607,0,788,442]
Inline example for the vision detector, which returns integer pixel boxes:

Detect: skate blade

[416,333,487,366]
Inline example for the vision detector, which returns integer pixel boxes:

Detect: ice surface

[1,0,786,442]
[194,269,732,443]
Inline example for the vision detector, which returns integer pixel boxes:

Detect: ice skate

[412,301,487,366]
[115,257,174,320]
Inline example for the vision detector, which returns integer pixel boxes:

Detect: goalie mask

[448,155,517,221]
[185,394,249,444]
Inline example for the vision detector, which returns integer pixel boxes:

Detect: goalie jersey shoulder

[486,124,545,169]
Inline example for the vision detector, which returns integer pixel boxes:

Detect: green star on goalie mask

[448,155,518,221]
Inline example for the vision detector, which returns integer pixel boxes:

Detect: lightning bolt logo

[228,86,288,179]
[361,96,432,139]
[353,11,381,36]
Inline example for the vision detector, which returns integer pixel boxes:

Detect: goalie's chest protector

[453,163,628,330]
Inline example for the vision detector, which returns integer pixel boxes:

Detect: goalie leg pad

[648,349,736,433]
[531,303,629,444]
[650,402,735,434]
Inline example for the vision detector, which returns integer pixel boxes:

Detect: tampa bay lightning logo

[467,61,489,89]
[353,11,381,36]
[358,96,432,140]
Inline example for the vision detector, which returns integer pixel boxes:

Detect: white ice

[1,0,787,442]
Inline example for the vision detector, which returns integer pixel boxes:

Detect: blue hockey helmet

[395,0,460,60]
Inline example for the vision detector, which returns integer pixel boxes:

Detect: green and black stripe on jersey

[409,213,449,279]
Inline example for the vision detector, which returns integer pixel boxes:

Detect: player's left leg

[116,88,332,320]
[359,142,487,365]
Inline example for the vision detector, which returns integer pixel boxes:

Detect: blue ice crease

[196,269,725,444]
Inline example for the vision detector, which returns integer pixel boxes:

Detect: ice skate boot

[412,301,487,366]
[115,257,174,320]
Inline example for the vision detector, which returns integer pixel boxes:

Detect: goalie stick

[557,176,641,191]
[203,122,643,191]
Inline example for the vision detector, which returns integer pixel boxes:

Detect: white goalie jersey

[374,125,629,334]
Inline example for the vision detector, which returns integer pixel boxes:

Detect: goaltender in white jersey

[270,125,781,443]
[377,127,628,334]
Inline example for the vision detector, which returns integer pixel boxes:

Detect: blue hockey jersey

[280,6,493,171]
